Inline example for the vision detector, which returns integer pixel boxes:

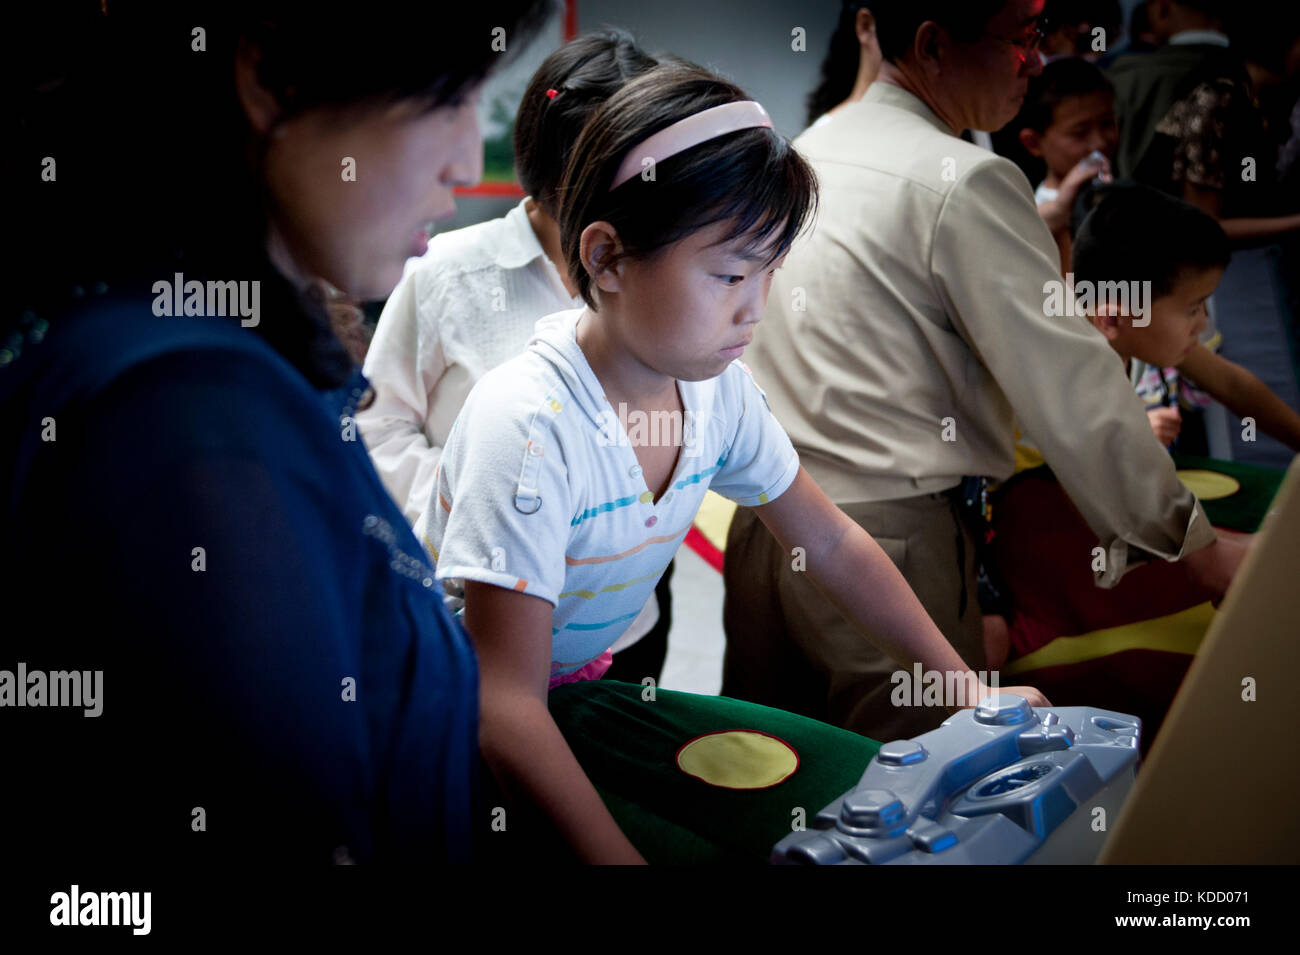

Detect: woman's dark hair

[1072,182,1230,299]
[514,28,660,217]
[806,2,870,127]
[868,0,1007,63]
[13,0,551,312]
[557,65,819,310]
[1019,56,1114,134]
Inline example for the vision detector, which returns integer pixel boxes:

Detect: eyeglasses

[988,17,1049,64]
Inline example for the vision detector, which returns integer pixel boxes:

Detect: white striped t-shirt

[419,308,800,679]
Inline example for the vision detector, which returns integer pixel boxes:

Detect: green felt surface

[549,680,881,864]
[495,458,1284,864]
[1171,454,1287,532]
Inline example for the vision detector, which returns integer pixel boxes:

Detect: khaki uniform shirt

[747,82,1215,587]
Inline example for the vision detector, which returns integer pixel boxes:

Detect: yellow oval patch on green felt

[1177,469,1240,501]
[676,730,799,789]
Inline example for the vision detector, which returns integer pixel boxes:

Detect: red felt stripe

[684,525,724,573]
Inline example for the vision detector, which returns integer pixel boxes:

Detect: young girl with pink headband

[422,64,1049,863]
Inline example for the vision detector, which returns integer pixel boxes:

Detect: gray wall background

[443,0,842,232]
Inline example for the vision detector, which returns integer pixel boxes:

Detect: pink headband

[608,100,774,191]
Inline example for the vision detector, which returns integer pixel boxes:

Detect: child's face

[609,219,787,381]
[1106,267,1222,367]
[1027,91,1117,180]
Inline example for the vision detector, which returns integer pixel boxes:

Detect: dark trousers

[721,493,986,743]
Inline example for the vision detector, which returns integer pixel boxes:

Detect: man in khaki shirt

[724,0,1247,742]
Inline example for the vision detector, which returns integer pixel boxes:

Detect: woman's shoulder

[2,291,340,485]
[7,291,284,393]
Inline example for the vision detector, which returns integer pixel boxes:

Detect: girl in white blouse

[359,30,662,524]
[359,30,672,677]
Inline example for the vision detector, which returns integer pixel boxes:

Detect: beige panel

[1101,458,1300,864]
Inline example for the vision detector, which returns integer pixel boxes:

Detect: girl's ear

[580,221,625,296]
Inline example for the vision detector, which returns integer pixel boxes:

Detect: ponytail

[805,2,867,127]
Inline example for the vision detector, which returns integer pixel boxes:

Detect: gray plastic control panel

[773,694,1141,865]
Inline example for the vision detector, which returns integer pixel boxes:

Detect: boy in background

[1070,185,1300,455]
[1013,62,1238,452]
[994,184,1298,670]
[1014,57,1119,272]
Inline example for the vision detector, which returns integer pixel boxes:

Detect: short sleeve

[709,361,801,506]
[425,365,573,608]
[931,156,1215,585]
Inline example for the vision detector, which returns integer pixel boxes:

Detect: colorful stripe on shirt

[566,521,692,566]
[569,454,728,527]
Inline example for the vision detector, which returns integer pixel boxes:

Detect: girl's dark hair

[514,28,661,217]
[806,2,870,128]
[558,65,819,310]
[1072,182,1230,299]
[13,0,551,311]
[868,0,1007,63]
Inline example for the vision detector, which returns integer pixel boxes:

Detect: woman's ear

[857,8,883,78]
[234,37,283,136]
[580,222,625,297]
[855,7,876,45]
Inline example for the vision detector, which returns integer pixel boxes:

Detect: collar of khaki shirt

[856,81,955,138]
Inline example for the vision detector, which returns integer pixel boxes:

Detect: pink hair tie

[608,100,774,191]
[546,88,560,99]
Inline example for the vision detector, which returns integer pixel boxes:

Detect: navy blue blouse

[1,286,480,865]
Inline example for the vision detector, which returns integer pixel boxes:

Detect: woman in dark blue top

[3,0,549,865]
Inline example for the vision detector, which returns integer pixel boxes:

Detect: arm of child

[1181,183,1300,245]
[1038,156,1110,275]
[357,266,450,524]
[751,467,1050,709]
[1178,344,1300,451]
[462,580,648,865]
